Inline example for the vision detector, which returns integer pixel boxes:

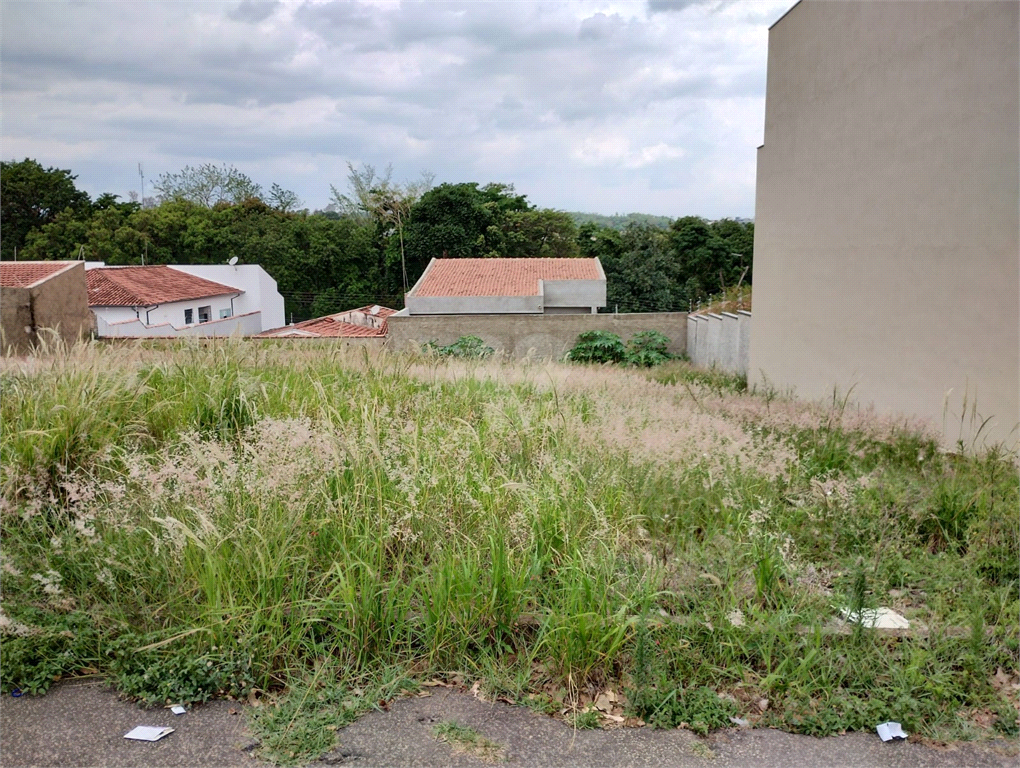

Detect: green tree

[330,163,434,294]
[500,209,579,258]
[668,216,731,302]
[709,218,754,286]
[401,181,541,287]
[1,159,92,259]
[267,183,302,213]
[153,163,263,207]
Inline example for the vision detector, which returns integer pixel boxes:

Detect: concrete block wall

[0,286,34,352]
[686,311,751,375]
[387,312,688,360]
[1,262,94,354]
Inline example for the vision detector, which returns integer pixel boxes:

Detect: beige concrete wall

[387,312,687,360]
[1,263,94,353]
[750,0,1019,447]
[30,262,95,345]
[0,286,34,353]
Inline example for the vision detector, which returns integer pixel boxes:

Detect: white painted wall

[167,265,285,331]
[97,311,263,338]
[86,263,286,334]
[93,295,237,332]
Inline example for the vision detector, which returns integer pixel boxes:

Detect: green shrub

[624,331,672,367]
[0,609,100,695]
[425,335,494,359]
[566,331,626,364]
[106,634,257,705]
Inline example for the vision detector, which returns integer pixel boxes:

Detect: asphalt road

[1,680,1016,768]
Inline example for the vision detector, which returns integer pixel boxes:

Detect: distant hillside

[567,212,753,230]
[567,212,674,230]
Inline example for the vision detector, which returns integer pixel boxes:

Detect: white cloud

[0,0,794,217]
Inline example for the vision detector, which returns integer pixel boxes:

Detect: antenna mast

[138,163,145,208]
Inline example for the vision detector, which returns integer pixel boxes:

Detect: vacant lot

[1,341,1016,764]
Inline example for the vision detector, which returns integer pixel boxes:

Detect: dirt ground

[1,679,1016,768]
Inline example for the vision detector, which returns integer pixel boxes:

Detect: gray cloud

[229,0,281,23]
[1,0,794,217]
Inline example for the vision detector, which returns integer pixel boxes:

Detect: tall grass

[1,339,1016,749]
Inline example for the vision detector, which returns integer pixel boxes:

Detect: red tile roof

[86,266,240,306]
[0,261,77,288]
[257,306,396,338]
[411,258,601,297]
[257,317,388,338]
[350,304,398,318]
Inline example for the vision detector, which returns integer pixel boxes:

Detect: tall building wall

[750,0,1019,447]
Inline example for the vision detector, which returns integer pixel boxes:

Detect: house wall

[405,294,544,315]
[93,295,237,333]
[31,262,95,344]
[96,311,263,338]
[1,262,94,353]
[750,0,1019,446]
[387,312,687,360]
[168,264,286,331]
[0,286,33,353]
[541,278,606,312]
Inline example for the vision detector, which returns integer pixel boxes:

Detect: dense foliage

[566,330,673,367]
[424,335,495,359]
[1,158,752,322]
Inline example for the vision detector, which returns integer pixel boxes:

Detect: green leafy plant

[425,335,494,359]
[0,609,100,695]
[630,684,737,735]
[106,634,257,706]
[624,330,672,367]
[566,331,626,364]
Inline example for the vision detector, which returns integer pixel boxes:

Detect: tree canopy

[1,157,753,323]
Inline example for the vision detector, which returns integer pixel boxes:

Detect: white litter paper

[876,722,908,742]
[124,726,175,742]
[840,607,910,629]
[170,706,187,715]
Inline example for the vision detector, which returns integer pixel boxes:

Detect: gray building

[401,258,606,316]
[750,0,1019,447]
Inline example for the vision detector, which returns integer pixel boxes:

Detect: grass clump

[249,668,412,766]
[0,339,1016,750]
[433,721,506,762]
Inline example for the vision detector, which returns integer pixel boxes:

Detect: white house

[85,264,285,337]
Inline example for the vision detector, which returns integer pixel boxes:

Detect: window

[219,308,233,319]
[198,306,212,323]
[184,308,193,324]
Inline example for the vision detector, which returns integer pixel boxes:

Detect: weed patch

[433,721,506,762]
[0,341,1016,747]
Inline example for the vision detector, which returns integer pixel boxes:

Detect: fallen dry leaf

[757,698,769,712]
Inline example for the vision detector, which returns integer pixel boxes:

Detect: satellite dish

[228,256,239,266]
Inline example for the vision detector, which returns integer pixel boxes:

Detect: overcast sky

[1,0,794,218]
